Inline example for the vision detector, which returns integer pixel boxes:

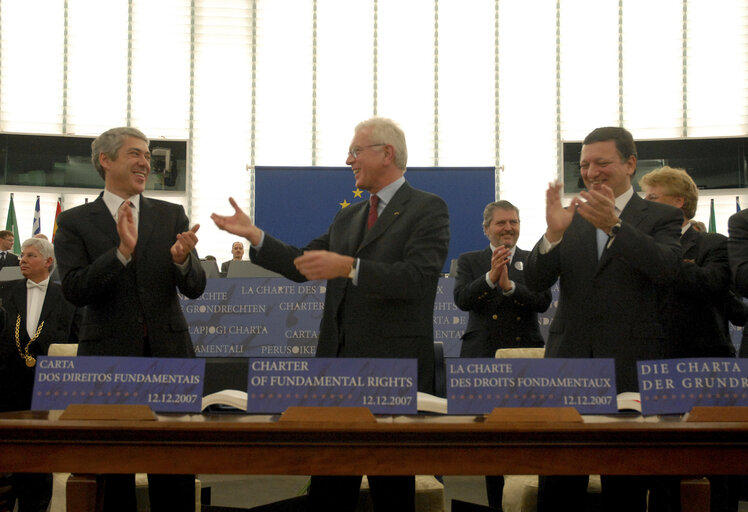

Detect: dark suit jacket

[662,227,734,358]
[729,209,748,297]
[525,193,682,392]
[220,260,231,275]
[727,210,748,357]
[251,181,450,393]
[454,247,551,357]
[53,195,206,357]
[0,279,79,412]
[0,251,19,269]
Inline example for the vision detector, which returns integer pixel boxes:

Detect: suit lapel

[680,226,698,259]
[619,193,647,230]
[347,201,369,253]
[481,247,493,272]
[38,283,61,324]
[10,280,28,322]
[573,215,599,266]
[596,193,647,268]
[89,196,119,246]
[508,248,526,279]
[136,195,155,261]
[358,182,411,252]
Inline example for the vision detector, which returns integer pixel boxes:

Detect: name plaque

[447,358,618,414]
[246,358,418,414]
[637,358,748,415]
[31,356,205,413]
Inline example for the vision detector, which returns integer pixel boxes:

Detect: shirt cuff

[502,281,516,296]
[539,234,562,254]
[116,249,132,266]
[175,255,191,275]
[351,258,360,285]
[253,230,266,249]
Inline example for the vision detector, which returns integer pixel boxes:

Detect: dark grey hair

[91,127,149,179]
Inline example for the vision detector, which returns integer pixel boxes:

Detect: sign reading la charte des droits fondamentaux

[31,356,205,413]
[447,358,618,414]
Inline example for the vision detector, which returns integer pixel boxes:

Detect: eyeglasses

[645,193,672,201]
[348,144,386,159]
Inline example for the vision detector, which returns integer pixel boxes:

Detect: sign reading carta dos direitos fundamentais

[31,356,205,413]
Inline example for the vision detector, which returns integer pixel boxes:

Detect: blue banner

[180,277,558,358]
[181,277,324,357]
[254,166,495,274]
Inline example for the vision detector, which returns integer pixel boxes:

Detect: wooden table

[0,409,745,510]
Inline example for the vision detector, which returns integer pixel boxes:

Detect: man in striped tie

[213,117,450,512]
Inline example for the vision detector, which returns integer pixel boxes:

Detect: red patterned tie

[367,195,379,230]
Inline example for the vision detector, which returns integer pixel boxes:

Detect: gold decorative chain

[15,314,44,368]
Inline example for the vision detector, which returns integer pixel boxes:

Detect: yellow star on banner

[352,189,363,198]
[339,199,351,208]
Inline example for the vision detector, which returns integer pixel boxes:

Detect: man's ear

[625,155,637,176]
[99,152,111,172]
[382,144,395,165]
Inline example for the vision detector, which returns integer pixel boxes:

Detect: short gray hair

[482,200,520,228]
[22,237,55,271]
[355,117,408,171]
[91,127,149,179]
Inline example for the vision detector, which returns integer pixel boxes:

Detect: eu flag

[254,166,495,273]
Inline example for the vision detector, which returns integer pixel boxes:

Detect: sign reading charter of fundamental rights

[31,356,205,413]
[246,358,418,414]
[447,358,618,414]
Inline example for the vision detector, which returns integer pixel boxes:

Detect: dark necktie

[0,252,5,265]
[367,195,379,230]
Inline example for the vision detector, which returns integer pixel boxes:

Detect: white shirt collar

[372,176,406,209]
[489,244,517,261]
[615,186,635,213]
[27,276,50,289]
[103,189,141,219]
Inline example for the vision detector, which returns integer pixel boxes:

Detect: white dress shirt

[26,277,50,338]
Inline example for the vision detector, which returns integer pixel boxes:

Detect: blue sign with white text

[179,277,558,358]
[180,277,324,357]
[447,358,617,414]
[31,356,205,413]
[245,358,418,414]
[637,358,748,415]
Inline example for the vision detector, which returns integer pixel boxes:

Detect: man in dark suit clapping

[54,126,206,512]
[212,117,450,512]
[454,200,551,356]
[454,200,551,510]
[524,127,683,512]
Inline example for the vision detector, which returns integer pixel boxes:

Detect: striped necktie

[367,195,379,230]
